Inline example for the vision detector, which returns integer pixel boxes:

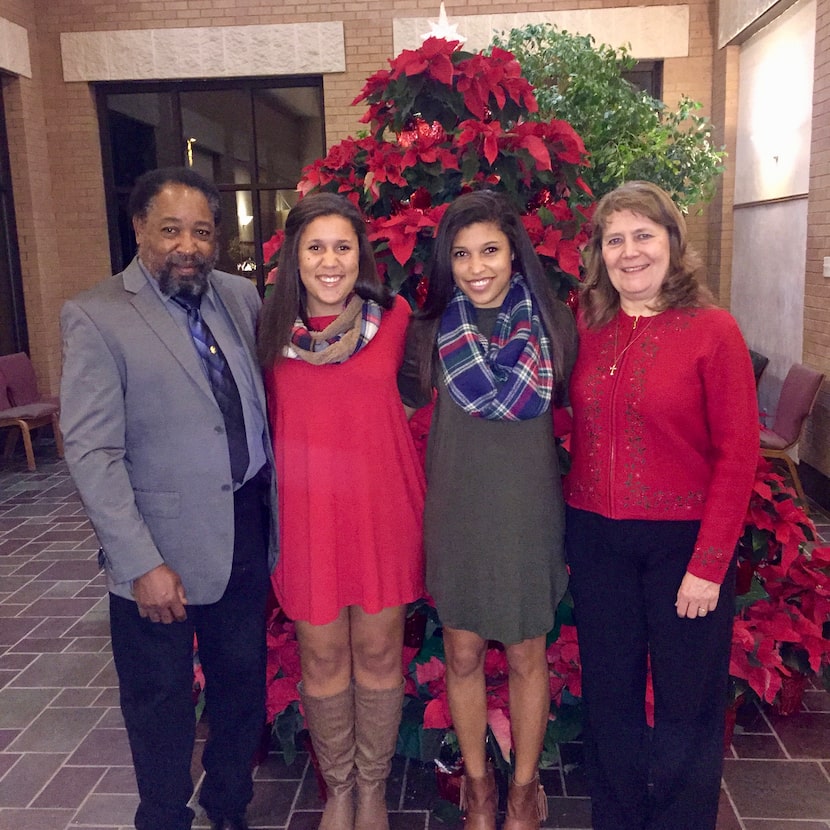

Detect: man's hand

[132,564,188,623]
[675,571,721,619]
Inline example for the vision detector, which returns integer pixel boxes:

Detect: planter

[723,694,745,753]
[771,672,808,716]
[435,761,463,806]
[252,719,274,767]
[404,610,428,649]
[735,558,755,595]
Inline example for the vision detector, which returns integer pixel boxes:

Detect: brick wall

[802,0,830,476]
[1,0,715,394]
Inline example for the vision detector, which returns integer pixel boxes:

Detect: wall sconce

[186,137,197,167]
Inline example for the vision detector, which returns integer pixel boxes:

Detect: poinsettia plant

[265,603,303,763]
[264,36,593,301]
[729,458,830,705]
[264,456,830,771]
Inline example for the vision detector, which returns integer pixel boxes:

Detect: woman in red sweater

[564,181,758,830]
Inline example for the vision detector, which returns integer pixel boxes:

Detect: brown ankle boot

[299,684,356,830]
[503,773,547,830]
[459,767,496,830]
[353,681,404,830]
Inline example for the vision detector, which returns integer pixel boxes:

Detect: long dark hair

[257,192,393,368]
[581,180,712,328]
[409,190,577,402]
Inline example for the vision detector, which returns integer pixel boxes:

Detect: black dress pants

[565,507,735,830]
[110,478,270,830]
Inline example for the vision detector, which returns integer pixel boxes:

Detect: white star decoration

[421,2,466,44]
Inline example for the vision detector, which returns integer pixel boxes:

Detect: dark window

[0,77,27,356]
[622,60,663,100]
[97,78,325,293]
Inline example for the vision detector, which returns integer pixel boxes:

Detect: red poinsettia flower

[487,706,513,761]
[534,225,563,260]
[508,122,553,171]
[369,208,440,266]
[390,36,457,85]
[730,618,786,703]
[520,213,544,244]
[415,655,446,686]
[555,237,585,278]
[266,676,301,723]
[262,231,284,265]
[454,48,538,119]
[456,119,503,165]
[546,624,582,701]
[326,137,368,170]
[423,693,453,730]
[352,67,393,106]
[401,132,460,172]
[536,119,588,165]
[483,646,509,679]
[298,157,336,194]
[363,144,408,196]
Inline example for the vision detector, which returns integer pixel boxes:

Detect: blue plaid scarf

[285,295,381,364]
[437,274,553,420]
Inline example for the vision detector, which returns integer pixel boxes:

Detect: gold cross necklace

[609,315,654,376]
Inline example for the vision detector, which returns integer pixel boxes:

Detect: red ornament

[415,275,429,308]
[410,188,432,210]
[565,287,580,315]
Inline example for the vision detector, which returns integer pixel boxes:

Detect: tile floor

[0,443,829,830]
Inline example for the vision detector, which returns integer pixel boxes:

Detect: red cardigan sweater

[564,306,758,584]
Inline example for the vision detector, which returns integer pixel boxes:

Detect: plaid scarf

[437,274,553,420]
[284,295,382,364]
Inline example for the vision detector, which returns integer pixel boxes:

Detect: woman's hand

[675,571,721,619]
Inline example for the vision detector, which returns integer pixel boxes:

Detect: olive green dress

[398,306,570,645]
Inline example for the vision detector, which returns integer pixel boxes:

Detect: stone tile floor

[0,444,829,829]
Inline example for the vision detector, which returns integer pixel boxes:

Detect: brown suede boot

[299,683,356,830]
[503,773,548,830]
[353,681,404,830]
[459,767,497,830]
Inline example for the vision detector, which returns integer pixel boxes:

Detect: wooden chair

[0,352,64,471]
[760,362,825,503]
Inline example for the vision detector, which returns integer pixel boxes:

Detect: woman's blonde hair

[581,180,712,328]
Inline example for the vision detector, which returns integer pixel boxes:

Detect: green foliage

[490,24,725,211]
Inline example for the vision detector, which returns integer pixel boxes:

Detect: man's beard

[157,251,218,298]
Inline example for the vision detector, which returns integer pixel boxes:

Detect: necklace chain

[609,316,654,376]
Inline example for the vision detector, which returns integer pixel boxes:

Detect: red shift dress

[266,295,425,625]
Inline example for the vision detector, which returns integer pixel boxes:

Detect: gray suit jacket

[60,258,279,603]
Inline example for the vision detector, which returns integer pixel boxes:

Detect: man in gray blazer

[60,167,278,830]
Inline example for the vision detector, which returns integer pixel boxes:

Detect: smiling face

[132,183,218,297]
[450,221,513,309]
[601,210,670,316]
[298,214,361,317]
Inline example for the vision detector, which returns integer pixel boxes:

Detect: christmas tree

[265,37,593,305]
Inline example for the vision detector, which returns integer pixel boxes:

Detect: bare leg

[350,604,407,690]
[443,626,489,777]
[295,607,353,698]
[505,635,549,785]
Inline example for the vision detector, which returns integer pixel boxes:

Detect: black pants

[565,507,735,830]
[110,478,270,830]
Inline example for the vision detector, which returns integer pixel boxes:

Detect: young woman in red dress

[258,193,425,830]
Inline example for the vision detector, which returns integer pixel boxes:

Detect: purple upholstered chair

[760,362,825,503]
[0,352,64,471]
